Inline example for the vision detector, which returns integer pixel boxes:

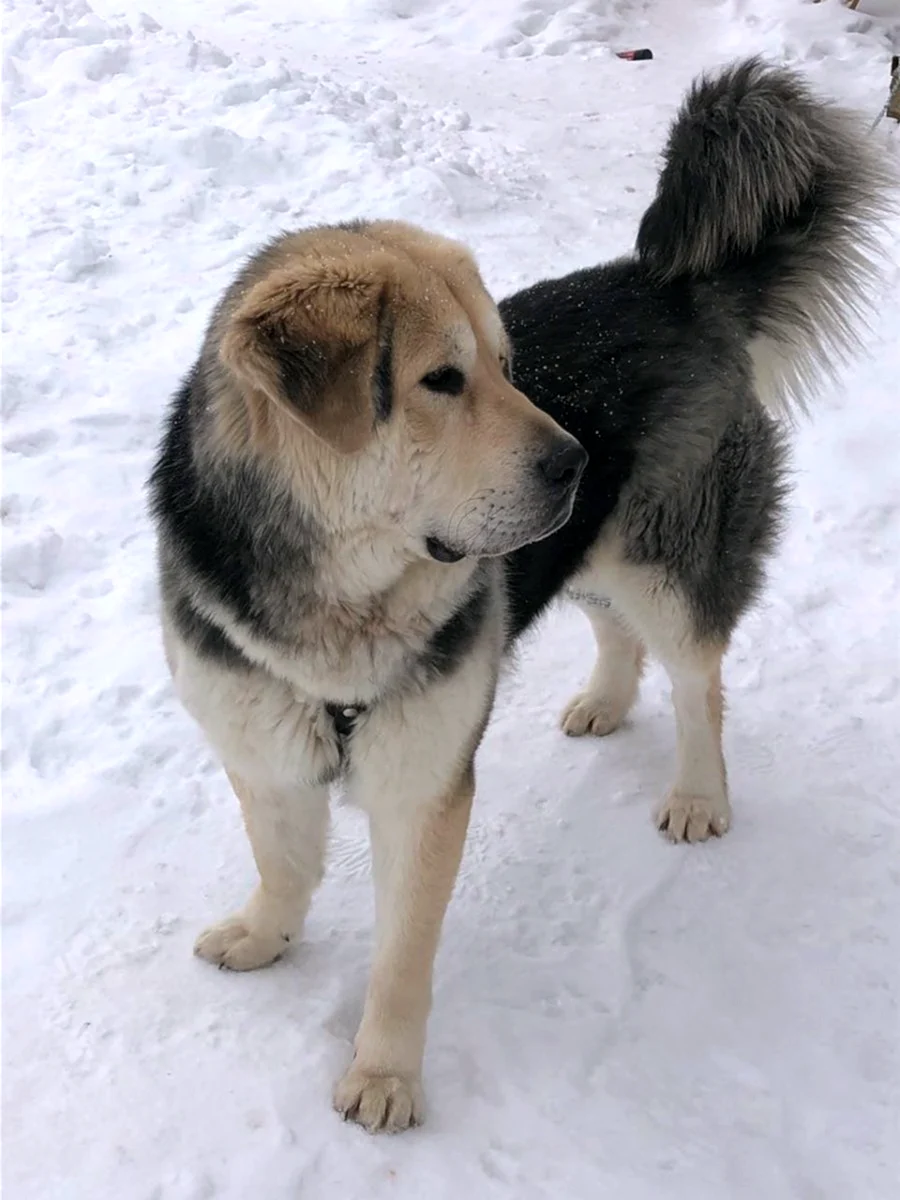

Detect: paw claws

[333,1069,423,1134]
[194,917,287,971]
[560,692,627,738]
[655,792,731,843]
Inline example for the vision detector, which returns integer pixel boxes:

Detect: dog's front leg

[333,762,474,1132]
[333,644,495,1132]
[165,631,341,970]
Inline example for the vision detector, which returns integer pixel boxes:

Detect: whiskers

[447,489,498,551]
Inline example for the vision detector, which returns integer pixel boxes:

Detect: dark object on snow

[616,48,653,61]
[888,56,899,123]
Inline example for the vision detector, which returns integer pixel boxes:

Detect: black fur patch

[372,303,394,422]
[171,594,251,671]
[500,60,886,647]
[274,338,329,416]
[500,258,789,645]
[421,572,491,680]
[621,408,790,641]
[500,259,668,641]
[637,59,830,281]
[149,364,320,645]
[149,62,885,708]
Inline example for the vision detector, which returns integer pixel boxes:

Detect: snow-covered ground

[3,0,899,1196]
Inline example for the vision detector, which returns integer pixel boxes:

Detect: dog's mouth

[426,490,578,564]
[425,536,466,564]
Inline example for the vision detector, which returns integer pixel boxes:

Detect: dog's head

[215,220,586,561]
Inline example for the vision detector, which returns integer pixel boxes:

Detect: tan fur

[220,254,392,453]
[176,222,575,716]
[172,563,502,1131]
[155,55,895,1133]
[561,605,646,737]
[211,222,552,469]
[161,221,584,1133]
[333,765,475,1132]
[159,216,744,1134]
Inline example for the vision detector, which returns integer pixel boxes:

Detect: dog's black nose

[537,440,588,489]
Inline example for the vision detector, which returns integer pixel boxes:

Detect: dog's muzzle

[536,438,588,495]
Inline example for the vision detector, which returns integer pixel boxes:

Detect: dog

[149,60,889,1132]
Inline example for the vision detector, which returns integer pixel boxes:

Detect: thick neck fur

[180,391,487,704]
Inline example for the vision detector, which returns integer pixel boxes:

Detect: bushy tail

[636,58,894,417]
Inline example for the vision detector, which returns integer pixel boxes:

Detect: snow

[3,0,899,1195]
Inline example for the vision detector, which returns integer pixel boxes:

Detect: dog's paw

[194,916,287,971]
[333,1067,424,1134]
[655,792,731,843]
[560,690,628,737]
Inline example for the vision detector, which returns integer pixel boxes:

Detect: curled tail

[636,58,894,417]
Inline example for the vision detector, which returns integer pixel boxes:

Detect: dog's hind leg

[566,551,731,842]
[560,600,646,737]
[653,644,730,843]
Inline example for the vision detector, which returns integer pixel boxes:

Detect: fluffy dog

[149,60,889,1131]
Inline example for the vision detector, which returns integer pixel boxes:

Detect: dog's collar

[325,701,367,742]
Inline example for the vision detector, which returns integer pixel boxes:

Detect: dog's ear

[219,258,392,453]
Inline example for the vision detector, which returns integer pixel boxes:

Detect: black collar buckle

[325,702,366,741]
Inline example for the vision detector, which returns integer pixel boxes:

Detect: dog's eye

[420,366,465,396]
